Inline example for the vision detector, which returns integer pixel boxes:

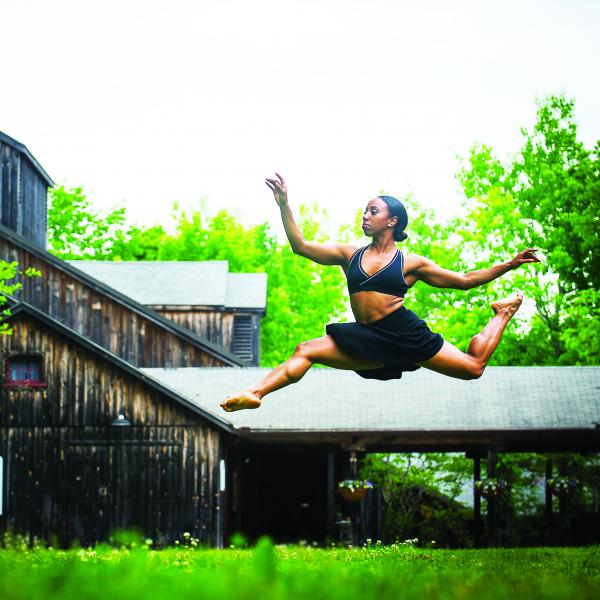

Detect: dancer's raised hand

[510,248,541,268]
[265,173,288,206]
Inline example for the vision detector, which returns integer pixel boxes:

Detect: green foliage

[47,186,129,260]
[362,451,600,547]
[141,201,347,365]
[0,261,42,336]
[360,453,474,545]
[456,94,600,365]
[48,194,348,366]
[0,540,599,600]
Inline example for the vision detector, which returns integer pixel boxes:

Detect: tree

[144,202,349,366]
[48,190,349,366]
[47,186,130,260]
[456,94,600,365]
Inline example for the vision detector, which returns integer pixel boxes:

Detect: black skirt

[325,305,444,380]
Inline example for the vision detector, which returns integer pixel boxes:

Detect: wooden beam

[473,456,481,547]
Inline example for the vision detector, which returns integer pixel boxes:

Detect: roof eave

[0,131,54,187]
[0,224,246,366]
[233,427,600,452]
[2,302,236,434]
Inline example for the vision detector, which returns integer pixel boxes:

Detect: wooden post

[326,452,335,544]
[349,451,359,546]
[473,456,482,548]
[545,458,553,543]
[486,449,497,547]
[558,456,567,517]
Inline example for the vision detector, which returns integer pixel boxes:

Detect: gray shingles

[140,366,600,432]
[226,273,267,309]
[66,260,267,309]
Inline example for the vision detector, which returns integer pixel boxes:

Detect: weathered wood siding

[0,313,227,547]
[0,234,237,368]
[154,309,261,366]
[154,309,234,350]
[0,141,48,250]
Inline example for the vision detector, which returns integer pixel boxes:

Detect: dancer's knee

[293,341,310,358]
[293,340,319,361]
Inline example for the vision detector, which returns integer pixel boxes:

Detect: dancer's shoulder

[402,252,430,274]
[293,240,359,266]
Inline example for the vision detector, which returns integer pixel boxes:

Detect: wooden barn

[0,301,235,547]
[0,131,246,546]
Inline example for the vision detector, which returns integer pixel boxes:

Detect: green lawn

[1,536,598,600]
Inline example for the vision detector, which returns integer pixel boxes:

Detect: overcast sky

[2,0,599,237]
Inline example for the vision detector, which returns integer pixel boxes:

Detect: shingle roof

[3,302,235,433]
[0,224,245,366]
[140,366,600,434]
[66,261,267,310]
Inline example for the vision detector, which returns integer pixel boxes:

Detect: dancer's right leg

[220,336,383,412]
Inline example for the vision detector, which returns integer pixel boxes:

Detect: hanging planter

[338,480,373,502]
[546,477,579,498]
[474,478,511,500]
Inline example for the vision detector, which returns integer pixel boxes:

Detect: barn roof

[3,301,235,433]
[65,260,268,311]
[141,366,600,452]
[0,131,54,187]
[0,224,245,366]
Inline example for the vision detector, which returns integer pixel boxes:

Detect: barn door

[62,439,183,547]
[63,444,114,546]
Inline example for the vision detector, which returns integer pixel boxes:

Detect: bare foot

[491,292,523,318]
[220,391,262,412]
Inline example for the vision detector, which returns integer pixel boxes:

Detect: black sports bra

[346,245,409,297]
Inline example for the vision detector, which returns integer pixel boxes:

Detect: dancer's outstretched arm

[409,249,541,290]
[265,173,357,266]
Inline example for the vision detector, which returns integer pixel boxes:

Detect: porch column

[486,449,497,547]
[473,455,482,547]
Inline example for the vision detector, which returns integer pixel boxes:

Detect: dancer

[220,174,540,412]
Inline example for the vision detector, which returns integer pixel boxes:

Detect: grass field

[1,535,598,600]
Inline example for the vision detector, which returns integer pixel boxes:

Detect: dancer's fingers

[275,172,286,185]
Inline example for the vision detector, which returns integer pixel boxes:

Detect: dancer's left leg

[417,292,522,379]
[220,335,383,412]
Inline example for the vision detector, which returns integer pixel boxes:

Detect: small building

[65,261,267,366]
[142,366,600,544]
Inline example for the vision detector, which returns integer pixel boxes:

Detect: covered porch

[142,366,600,546]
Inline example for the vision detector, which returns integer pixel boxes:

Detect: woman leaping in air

[220,174,540,412]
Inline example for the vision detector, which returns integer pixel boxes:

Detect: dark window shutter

[232,315,254,363]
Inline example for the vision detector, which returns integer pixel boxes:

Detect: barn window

[232,315,254,363]
[4,354,45,388]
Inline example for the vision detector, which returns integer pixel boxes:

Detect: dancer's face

[361,197,397,236]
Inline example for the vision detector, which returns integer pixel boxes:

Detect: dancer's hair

[378,195,408,242]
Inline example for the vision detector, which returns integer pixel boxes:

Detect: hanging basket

[474,478,511,500]
[339,487,367,502]
[337,480,373,502]
[546,477,578,498]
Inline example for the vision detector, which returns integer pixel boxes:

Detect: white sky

[2,0,599,237]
